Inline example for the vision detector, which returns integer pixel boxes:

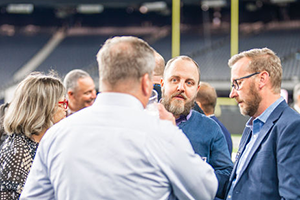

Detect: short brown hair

[196,82,217,114]
[228,48,282,93]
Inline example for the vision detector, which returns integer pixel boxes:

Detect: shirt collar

[94,92,144,110]
[246,96,284,134]
[176,110,193,126]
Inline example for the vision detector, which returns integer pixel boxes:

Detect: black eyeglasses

[231,72,260,91]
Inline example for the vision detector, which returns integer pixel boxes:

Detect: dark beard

[161,91,195,117]
[241,82,261,117]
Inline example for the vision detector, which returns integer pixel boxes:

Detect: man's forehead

[76,77,94,90]
[166,59,199,80]
[231,57,251,78]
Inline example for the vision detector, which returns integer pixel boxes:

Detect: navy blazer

[226,101,300,200]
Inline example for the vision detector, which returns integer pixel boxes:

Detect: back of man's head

[153,51,165,82]
[64,69,90,93]
[196,82,217,115]
[96,36,155,92]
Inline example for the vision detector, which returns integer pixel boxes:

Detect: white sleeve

[20,134,55,200]
[147,125,218,200]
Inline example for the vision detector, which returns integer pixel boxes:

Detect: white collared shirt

[20,93,217,200]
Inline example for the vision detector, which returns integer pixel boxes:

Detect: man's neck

[253,93,281,118]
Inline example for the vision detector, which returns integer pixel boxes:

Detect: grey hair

[228,48,282,94]
[293,83,300,103]
[96,36,155,88]
[63,69,90,92]
[164,56,201,84]
[4,72,65,138]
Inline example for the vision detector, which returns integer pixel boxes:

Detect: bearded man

[225,48,300,200]
[160,56,233,199]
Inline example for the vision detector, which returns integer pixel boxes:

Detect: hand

[157,103,176,125]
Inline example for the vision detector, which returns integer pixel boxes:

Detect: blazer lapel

[235,101,287,184]
[229,127,252,182]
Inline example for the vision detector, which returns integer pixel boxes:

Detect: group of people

[0,36,299,200]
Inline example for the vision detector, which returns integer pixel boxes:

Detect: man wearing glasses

[20,36,218,200]
[225,48,300,200]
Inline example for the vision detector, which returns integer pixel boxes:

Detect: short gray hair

[4,72,65,138]
[96,36,155,88]
[63,69,90,92]
[228,48,282,94]
[164,56,201,84]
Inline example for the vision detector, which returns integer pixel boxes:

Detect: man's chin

[171,99,185,106]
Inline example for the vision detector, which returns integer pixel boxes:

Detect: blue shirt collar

[246,97,284,134]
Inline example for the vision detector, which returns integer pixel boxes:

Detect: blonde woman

[0,72,67,200]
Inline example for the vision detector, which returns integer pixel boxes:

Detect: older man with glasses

[225,48,300,200]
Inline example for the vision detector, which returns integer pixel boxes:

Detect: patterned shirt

[0,133,38,200]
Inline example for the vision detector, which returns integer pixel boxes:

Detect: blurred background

[0,0,300,137]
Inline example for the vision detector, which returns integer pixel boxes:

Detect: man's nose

[229,88,237,98]
[177,82,185,92]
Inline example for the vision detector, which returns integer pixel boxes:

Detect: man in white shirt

[20,36,218,200]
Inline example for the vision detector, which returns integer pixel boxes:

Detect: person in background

[292,82,300,113]
[0,72,67,200]
[20,36,217,200]
[153,51,204,114]
[226,48,300,200]
[160,55,233,199]
[0,102,9,150]
[63,69,97,116]
[196,81,233,155]
[152,50,165,101]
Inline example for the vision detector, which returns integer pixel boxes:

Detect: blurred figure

[196,81,233,155]
[292,83,300,113]
[0,72,66,200]
[226,48,300,200]
[0,102,9,149]
[152,50,165,101]
[63,69,96,116]
[160,56,233,199]
[20,36,217,200]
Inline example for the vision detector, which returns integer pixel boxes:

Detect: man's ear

[259,71,269,89]
[197,84,200,92]
[141,73,152,97]
[67,90,75,100]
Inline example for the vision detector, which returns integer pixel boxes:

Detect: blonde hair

[228,48,282,93]
[4,72,65,138]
